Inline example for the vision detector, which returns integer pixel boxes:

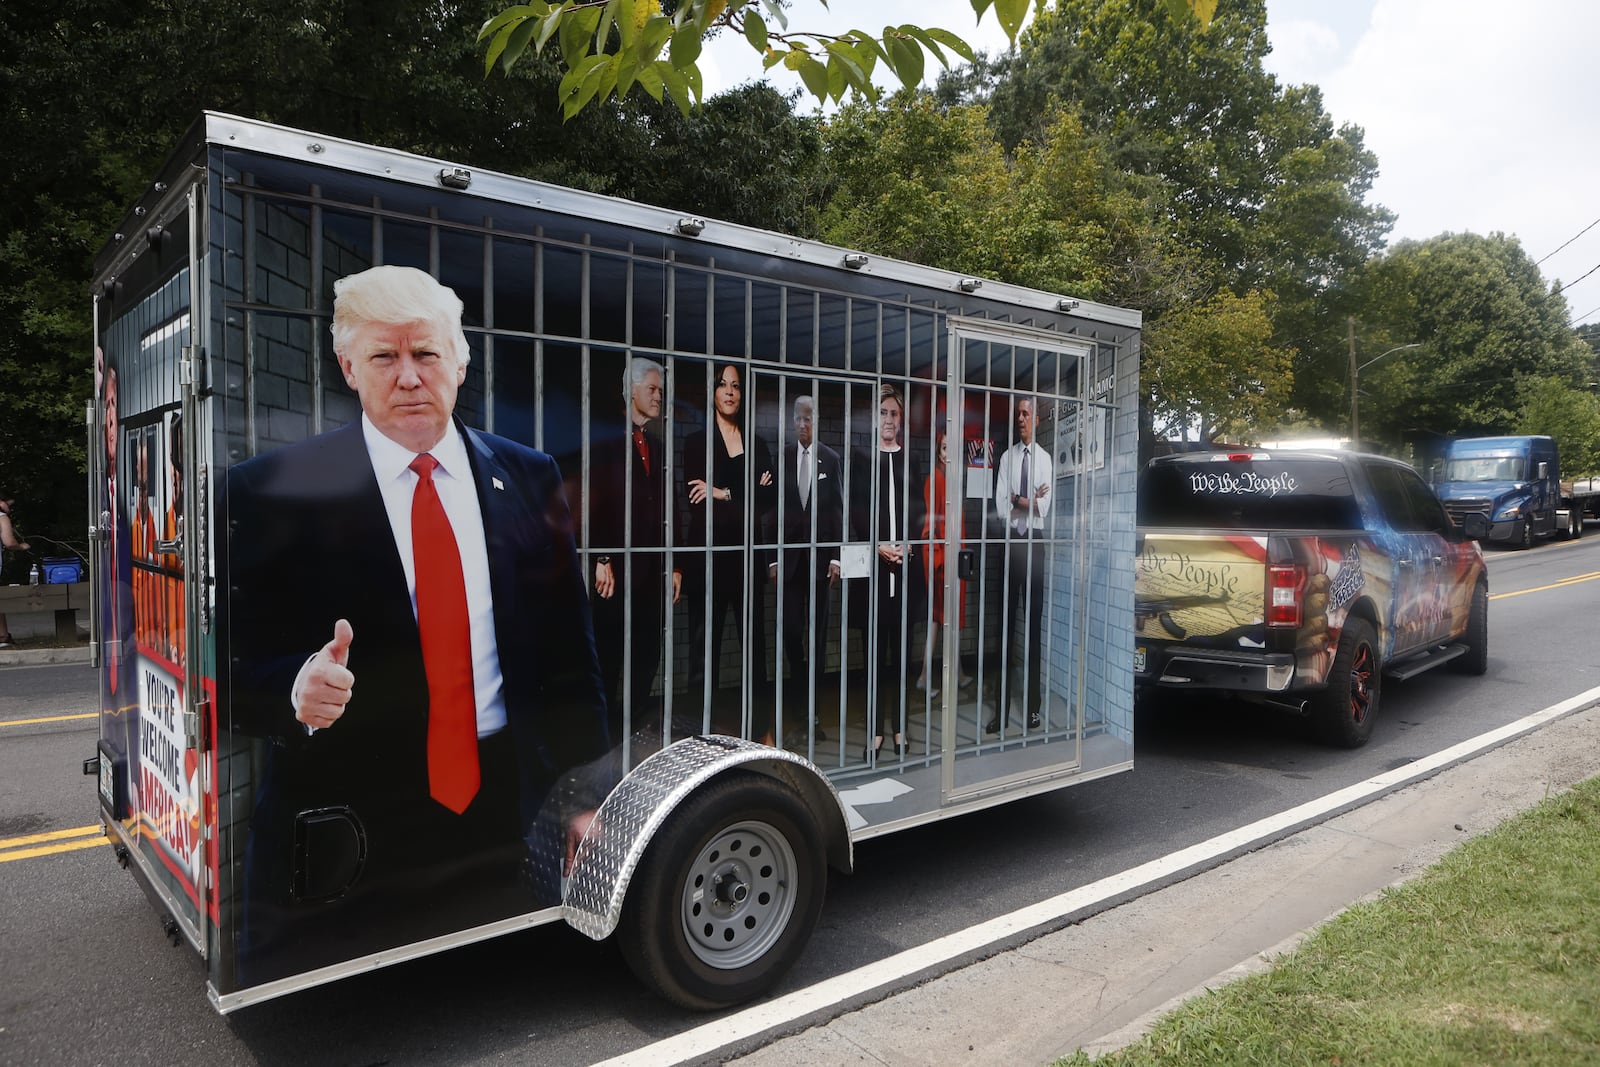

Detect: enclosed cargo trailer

[87,113,1141,1012]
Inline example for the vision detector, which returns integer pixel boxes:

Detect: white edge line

[593,686,1600,1067]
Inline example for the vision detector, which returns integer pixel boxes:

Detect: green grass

[1059,776,1600,1067]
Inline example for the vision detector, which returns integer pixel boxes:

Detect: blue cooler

[42,557,83,584]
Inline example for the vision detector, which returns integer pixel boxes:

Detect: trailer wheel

[1312,617,1380,748]
[618,772,826,1011]
[1452,581,1489,676]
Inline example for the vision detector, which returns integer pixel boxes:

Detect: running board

[1385,643,1468,681]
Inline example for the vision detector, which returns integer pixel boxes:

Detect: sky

[698,1,1600,328]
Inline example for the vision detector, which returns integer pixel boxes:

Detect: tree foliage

[1515,378,1600,478]
[0,0,829,547]
[819,93,1156,299]
[480,0,1217,118]
[1143,289,1293,441]
[1354,233,1593,443]
[955,0,1391,434]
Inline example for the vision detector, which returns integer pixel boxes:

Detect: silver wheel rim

[680,819,797,969]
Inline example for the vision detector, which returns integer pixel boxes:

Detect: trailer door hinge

[185,697,209,750]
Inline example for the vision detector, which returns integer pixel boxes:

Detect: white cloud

[1305,0,1600,322]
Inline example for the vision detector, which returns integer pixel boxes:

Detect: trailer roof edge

[97,112,1143,331]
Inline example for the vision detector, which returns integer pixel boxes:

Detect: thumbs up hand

[293,618,356,730]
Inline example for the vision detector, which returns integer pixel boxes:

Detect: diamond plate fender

[561,735,853,941]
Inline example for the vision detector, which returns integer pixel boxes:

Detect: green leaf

[669,23,702,65]
[845,30,888,73]
[642,17,673,55]
[658,60,693,117]
[600,0,620,48]
[822,40,867,87]
[597,53,622,104]
[500,16,541,71]
[483,24,514,75]
[886,33,924,88]
[969,0,995,19]
[478,5,538,44]
[561,53,612,120]
[763,48,787,70]
[826,54,847,99]
[636,60,665,101]
[760,0,788,31]
[535,6,564,55]
[744,10,768,52]
[994,0,1028,42]
[1165,0,1217,28]
[797,55,830,100]
[923,27,976,65]
[900,25,947,68]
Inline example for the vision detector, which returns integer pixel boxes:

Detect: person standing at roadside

[0,490,30,648]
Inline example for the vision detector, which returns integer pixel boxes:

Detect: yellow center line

[1491,571,1600,600]
[1,825,105,850]
[0,824,107,864]
[0,836,108,863]
[0,711,98,728]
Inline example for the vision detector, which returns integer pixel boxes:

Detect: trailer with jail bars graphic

[87,113,1141,1012]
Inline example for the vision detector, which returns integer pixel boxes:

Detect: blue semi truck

[1433,435,1600,548]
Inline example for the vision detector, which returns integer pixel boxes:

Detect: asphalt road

[2,531,1597,1066]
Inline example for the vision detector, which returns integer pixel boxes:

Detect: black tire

[1570,509,1583,540]
[617,772,827,1011]
[1311,616,1381,748]
[1452,581,1489,676]
[1518,518,1534,550]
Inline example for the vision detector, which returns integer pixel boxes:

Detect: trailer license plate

[1133,646,1146,672]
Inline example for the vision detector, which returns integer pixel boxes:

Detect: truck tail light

[1266,563,1305,628]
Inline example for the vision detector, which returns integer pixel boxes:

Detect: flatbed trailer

[86,113,1141,1012]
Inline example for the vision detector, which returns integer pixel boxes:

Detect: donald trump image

[220,265,609,983]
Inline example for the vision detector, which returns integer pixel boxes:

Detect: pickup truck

[1135,449,1489,746]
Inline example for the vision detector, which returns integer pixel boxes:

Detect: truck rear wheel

[1452,581,1489,676]
[1312,617,1380,748]
[618,772,826,1011]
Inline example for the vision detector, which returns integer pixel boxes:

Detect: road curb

[0,647,93,668]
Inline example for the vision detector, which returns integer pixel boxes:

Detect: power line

[1572,302,1600,325]
[1557,261,1600,295]
[1538,216,1600,266]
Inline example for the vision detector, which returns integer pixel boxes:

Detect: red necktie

[410,454,479,814]
[634,427,651,475]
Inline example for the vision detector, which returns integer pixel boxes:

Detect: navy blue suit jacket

[220,420,609,887]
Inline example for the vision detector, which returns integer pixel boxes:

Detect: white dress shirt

[993,440,1054,534]
[363,415,507,736]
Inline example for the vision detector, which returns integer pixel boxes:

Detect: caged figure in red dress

[916,431,973,694]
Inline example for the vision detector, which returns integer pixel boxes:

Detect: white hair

[330,265,471,366]
[625,356,664,405]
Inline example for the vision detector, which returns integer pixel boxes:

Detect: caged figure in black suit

[219,266,609,986]
[769,393,844,741]
[589,356,683,743]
